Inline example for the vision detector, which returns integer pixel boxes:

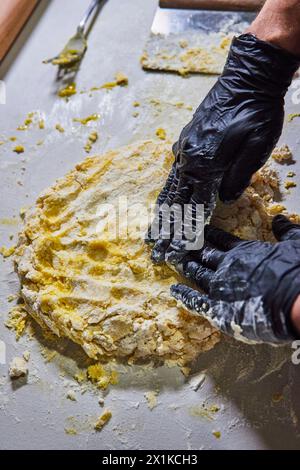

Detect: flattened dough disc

[16,141,294,362]
[15,141,220,366]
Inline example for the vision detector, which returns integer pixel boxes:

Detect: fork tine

[43,56,59,64]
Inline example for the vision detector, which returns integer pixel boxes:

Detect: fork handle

[78,0,102,33]
[159,0,264,10]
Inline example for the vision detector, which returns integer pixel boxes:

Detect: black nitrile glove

[146,33,300,265]
[171,215,300,344]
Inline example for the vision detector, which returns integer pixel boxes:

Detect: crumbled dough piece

[55,124,65,133]
[99,82,117,90]
[23,351,30,361]
[156,128,167,140]
[84,131,99,153]
[287,171,296,178]
[0,245,16,257]
[212,163,297,242]
[209,405,220,413]
[87,364,118,390]
[99,73,128,90]
[220,36,231,49]
[16,112,36,131]
[98,397,105,406]
[74,371,86,384]
[13,145,25,154]
[5,306,28,339]
[179,39,188,48]
[9,357,28,379]
[272,144,293,163]
[58,83,77,98]
[145,391,158,410]
[17,124,31,132]
[65,427,77,435]
[285,180,297,189]
[7,294,16,302]
[212,430,221,439]
[94,409,112,431]
[88,131,98,144]
[268,204,286,216]
[84,143,92,153]
[288,113,300,122]
[115,72,128,86]
[19,207,27,219]
[189,403,220,421]
[73,114,100,125]
[66,390,77,401]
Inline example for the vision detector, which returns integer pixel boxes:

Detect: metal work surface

[1,0,300,450]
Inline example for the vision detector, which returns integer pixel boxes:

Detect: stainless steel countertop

[1,0,300,450]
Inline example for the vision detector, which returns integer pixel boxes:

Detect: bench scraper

[141,0,264,75]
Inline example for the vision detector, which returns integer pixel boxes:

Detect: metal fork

[43,0,103,68]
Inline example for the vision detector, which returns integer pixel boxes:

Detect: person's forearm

[292,295,300,333]
[249,1,300,332]
[247,0,300,56]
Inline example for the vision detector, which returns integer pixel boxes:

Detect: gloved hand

[146,33,300,265]
[170,215,300,344]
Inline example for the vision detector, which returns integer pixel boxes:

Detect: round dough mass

[15,140,292,365]
[15,141,221,366]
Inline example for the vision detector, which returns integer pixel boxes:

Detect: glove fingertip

[218,176,249,204]
[272,214,300,241]
[170,283,185,299]
[144,232,154,245]
[165,243,189,267]
[272,213,289,224]
[218,188,242,204]
[170,284,212,315]
[170,284,197,306]
[151,251,165,264]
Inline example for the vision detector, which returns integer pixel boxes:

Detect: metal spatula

[141,0,265,75]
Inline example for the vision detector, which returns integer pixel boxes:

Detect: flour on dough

[141,34,231,76]
[15,141,220,366]
[15,141,298,365]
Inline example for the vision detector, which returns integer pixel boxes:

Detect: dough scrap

[15,141,299,365]
[272,144,293,163]
[141,34,231,76]
[9,357,28,379]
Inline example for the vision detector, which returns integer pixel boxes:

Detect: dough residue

[141,34,232,76]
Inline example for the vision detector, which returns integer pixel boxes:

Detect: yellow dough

[15,141,220,366]
[141,34,232,76]
[15,141,299,365]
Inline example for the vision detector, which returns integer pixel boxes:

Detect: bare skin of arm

[248,0,300,332]
[248,0,300,56]
[291,296,300,333]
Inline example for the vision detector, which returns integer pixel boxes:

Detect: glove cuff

[224,33,300,98]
